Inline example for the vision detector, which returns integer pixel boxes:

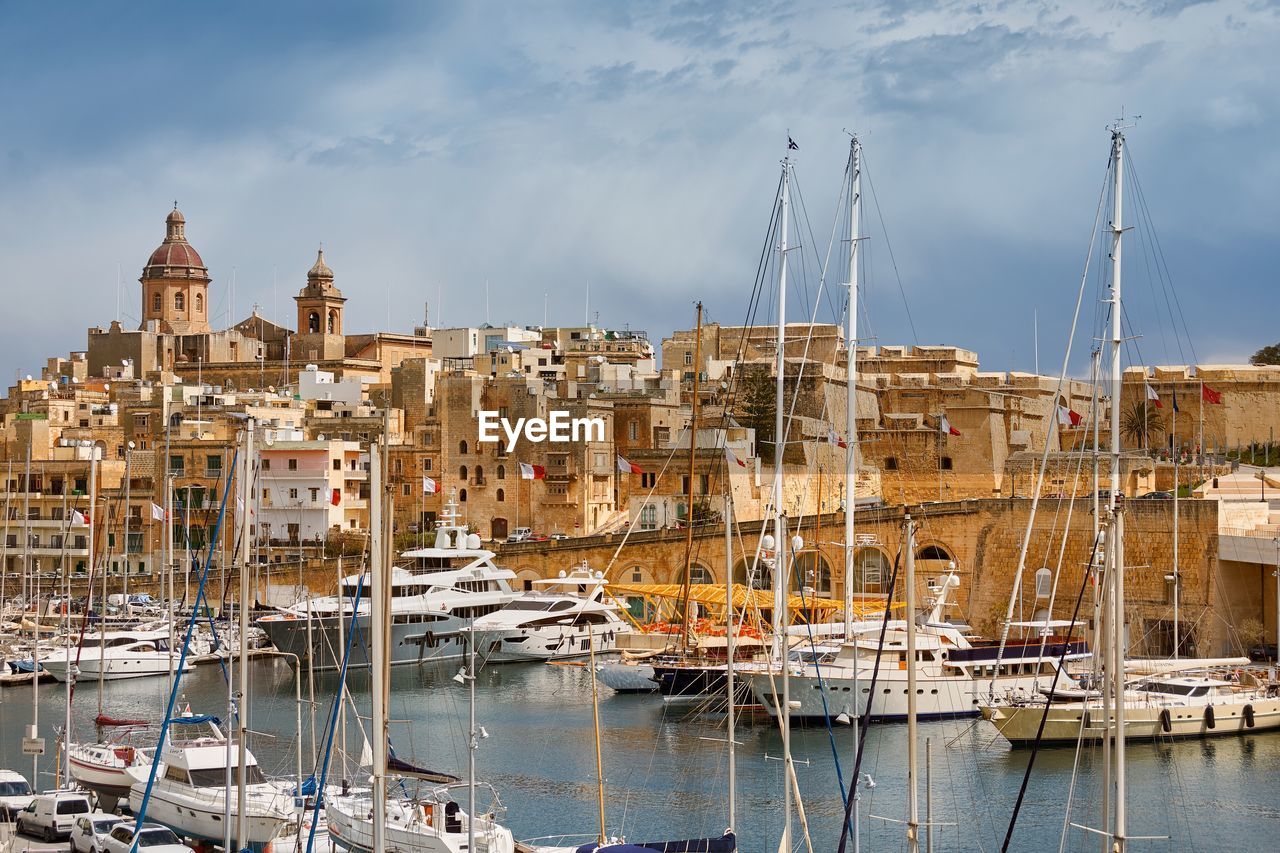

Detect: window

[169,455,184,475]
[629,421,639,441]
[205,455,222,476]
[393,459,402,474]
[459,465,468,480]
[497,464,505,480]
[327,310,336,333]
[641,472,656,488]
[126,533,143,554]
[333,459,341,470]
[423,458,433,472]
[496,488,505,502]
[309,488,319,503]
[459,440,468,455]
[288,458,298,471]
[475,465,484,483]
[289,488,299,500]
[884,457,898,471]
[195,292,203,313]
[174,292,185,310]
[402,483,411,496]
[684,351,693,365]
[459,488,467,502]
[308,311,320,333]
[152,292,162,312]
[689,564,712,584]
[940,456,953,471]
[640,504,657,530]
[262,458,271,470]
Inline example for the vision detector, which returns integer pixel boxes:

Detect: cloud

[0,0,1278,384]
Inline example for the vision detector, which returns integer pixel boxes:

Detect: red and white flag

[725,446,747,468]
[826,427,848,449]
[150,502,166,522]
[519,462,546,480]
[422,476,438,495]
[939,415,961,437]
[616,455,644,475]
[71,509,89,526]
[1145,384,1162,408]
[1057,406,1083,427]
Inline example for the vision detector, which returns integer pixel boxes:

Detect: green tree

[1250,343,1280,366]
[1120,400,1165,450]
[736,371,776,464]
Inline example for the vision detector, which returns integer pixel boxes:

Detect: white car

[71,812,126,853]
[0,769,33,818]
[14,790,93,841]
[101,823,194,853]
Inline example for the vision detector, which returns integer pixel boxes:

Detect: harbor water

[2,658,1277,852]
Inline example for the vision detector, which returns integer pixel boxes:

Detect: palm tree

[1120,400,1165,450]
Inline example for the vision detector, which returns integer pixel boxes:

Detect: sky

[1,0,1276,384]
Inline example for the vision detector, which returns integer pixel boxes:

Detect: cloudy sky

[1,0,1276,383]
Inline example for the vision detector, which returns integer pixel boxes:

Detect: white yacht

[259,496,518,671]
[470,564,631,664]
[326,783,515,853]
[749,572,1089,722]
[983,662,1280,745]
[127,714,297,851]
[41,628,197,683]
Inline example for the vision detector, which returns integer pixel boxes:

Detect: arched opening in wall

[459,465,468,481]
[616,564,656,620]
[475,465,484,484]
[327,310,336,333]
[496,488,505,503]
[514,568,540,592]
[152,292,162,312]
[731,558,760,587]
[174,292,185,311]
[490,517,508,541]
[497,465,506,480]
[792,550,832,596]
[459,440,468,455]
[195,292,203,314]
[459,488,467,503]
[853,547,891,594]
[688,562,713,584]
[916,544,953,562]
[308,312,320,333]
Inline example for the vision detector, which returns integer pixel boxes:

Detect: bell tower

[293,248,347,361]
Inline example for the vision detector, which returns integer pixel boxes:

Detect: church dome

[308,247,334,281]
[143,205,207,277]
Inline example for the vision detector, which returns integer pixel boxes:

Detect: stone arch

[459,488,467,503]
[615,564,656,620]
[174,291,185,311]
[490,517,508,541]
[152,292,162,312]
[792,550,832,595]
[915,542,954,563]
[327,309,337,333]
[853,547,891,593]
[459,464,468,480]
[496,488,505,502]
[459,440,468,455]
[514,567,541,592]
[497,464,506,480]
[475,465,484,483]
[688,562,713,584]
[195,292,203,314]
[732,556,765,587]
[308,311,320,333]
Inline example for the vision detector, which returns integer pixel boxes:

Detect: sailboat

[980,125,1280,751]
[324,440,517,853]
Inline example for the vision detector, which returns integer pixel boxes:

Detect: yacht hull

[595,661,658,693]
[473,624,625,664]
[260,613,471,672]
[44,656,192,683]
[326,794,514,853]
[983,694,1280,745]
[129,781,295,850]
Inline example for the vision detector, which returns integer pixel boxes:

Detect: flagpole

[1172,380,1180,659]
[1199,378,1205,484]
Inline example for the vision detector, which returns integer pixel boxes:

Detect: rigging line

[1125,149,1198,364]
[988,150,1111,693]
[790,165,845,326]
[860,150,918,345]
[999,527,1102,853]
[1130,187,1173,366]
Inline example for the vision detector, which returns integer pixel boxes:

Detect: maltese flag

[422,476,438,495]
[150,502,166,521]
[1057,406,1083,427]
[71,509,89,526]
[826,428,848,449]
[519,462,546,480]
[725,446,747,469]
[1145,384,1162,408]
[616,455,644,475]
[939,415,961,437]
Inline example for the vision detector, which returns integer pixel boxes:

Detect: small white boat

[326,785,515,853]
[471,564,631,664]
[41,628,199,683]
[68,741,155,809]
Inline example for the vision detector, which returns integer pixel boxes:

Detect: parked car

[14,790,93,841]
[1137,490,1173,499]
[506,526,532,543]
[101,823,193,853]
[1248,643,1278,663]
[549,532,570,541]
[71,812,126,853]
[0,769,33,818]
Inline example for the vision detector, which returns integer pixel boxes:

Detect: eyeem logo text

[477,411,606,452]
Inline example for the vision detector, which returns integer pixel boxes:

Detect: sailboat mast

[1107,125,1128,853]
[369,442,387,853]
[904,515,920,853]
[681,302,704,644]
[843,135,861,640]
[723,493,736,832]
[236,418,254,853]
[774,157,793,850]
